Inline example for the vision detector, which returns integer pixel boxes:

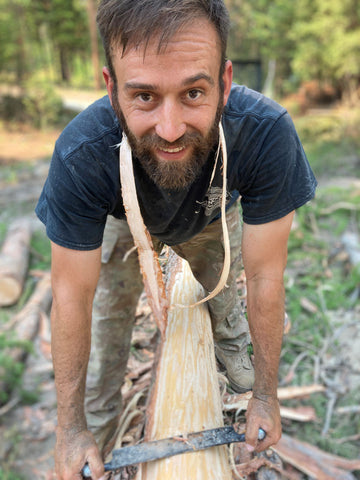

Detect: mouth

[159,146,186,154]
[155,144,190,162]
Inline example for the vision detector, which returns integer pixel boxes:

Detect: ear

[222,60,233,106]
[103,67,114,105]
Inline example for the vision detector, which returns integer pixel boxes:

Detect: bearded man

[36,1,317,478]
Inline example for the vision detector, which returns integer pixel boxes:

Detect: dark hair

[97,0,230,82]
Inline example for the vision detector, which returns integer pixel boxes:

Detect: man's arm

[50,242,105,480]
[242,211,294,452]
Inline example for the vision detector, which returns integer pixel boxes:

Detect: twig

[115,409,144,448]
[334,433,360,444]
[286,338,319,352]
[322,391,337,436]
[122,372,151,403]
[280,350,310,386]
[320,202,360,215]
[113,391,145,449]
[336,405,360,414]
[127,361,153,380]
[313,354,321,384]
[308,210,320,236]
[0,395,20,417]
[229,444,245,480]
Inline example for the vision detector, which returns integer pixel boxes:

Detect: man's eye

[137,92,153,102]
[187,89,202,100]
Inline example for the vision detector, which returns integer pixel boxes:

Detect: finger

[86,452,105,480]
[245,421,261,452]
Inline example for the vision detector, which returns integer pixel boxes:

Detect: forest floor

[0,94,359,480]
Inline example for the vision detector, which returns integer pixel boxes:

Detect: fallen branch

[279,406,317,422]
[277,384,326,400]
[223,384,325,412]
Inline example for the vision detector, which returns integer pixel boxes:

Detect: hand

[54,426,105,480]
[245,393,282,453]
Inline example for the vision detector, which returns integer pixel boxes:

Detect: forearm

[247,276,284,398]
[51,297,92,430]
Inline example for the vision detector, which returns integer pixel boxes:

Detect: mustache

[136,131,210,151]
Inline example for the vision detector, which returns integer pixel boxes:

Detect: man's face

[104,19,233,190]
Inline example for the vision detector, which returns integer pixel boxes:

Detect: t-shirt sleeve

[239,112,317,224]
[35,145,110,250]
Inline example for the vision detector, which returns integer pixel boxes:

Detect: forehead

[112,19,222,86]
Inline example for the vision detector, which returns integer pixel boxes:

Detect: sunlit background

[0,1,359,479]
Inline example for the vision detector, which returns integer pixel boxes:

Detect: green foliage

[0,83,65,129]
[282,177,360,459]
[20,388,41,405]
[0,469,24,480]
[294,109,360,178]
[30,230,51,271]
[22,76,63,129]
[291,0,360,97]
[0,333,32,404]
[1,0,359,97]
[224,0,360,99]
[0,0,93,85]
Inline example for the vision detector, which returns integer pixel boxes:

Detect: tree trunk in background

[136,253,232,480]
[13,3,27,84]
[87,0,102,90]
[59,48,71,83]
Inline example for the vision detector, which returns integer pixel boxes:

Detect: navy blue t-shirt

[35,84,317,250]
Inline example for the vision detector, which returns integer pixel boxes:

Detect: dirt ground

[0,111,359,479]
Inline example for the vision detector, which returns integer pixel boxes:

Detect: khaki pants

[85,203,249,448]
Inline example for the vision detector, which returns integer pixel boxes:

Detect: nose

[155,99,186,143]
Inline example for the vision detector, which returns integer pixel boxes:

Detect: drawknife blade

[82,425,265,477]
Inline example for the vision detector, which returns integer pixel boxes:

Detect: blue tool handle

[82,463,112,478]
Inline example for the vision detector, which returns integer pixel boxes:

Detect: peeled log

[137,254,232,480]
[0,219,32,306]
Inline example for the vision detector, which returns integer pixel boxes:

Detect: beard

[112,85,224,191]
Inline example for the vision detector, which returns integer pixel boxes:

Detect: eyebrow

[124,73,214,91]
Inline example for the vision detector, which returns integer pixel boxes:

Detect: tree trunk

[13,3,27,84]
[137,253,232,480]
[87,0,102,90]
[0,219,32,307]
[59,48,71,83]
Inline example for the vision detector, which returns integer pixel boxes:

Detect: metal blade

[82,426,265,477]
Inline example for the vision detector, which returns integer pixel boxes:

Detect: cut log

[136,253,232,480]
[0,218,32,306]
[0,272,52,399]
[273,433,360,480]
